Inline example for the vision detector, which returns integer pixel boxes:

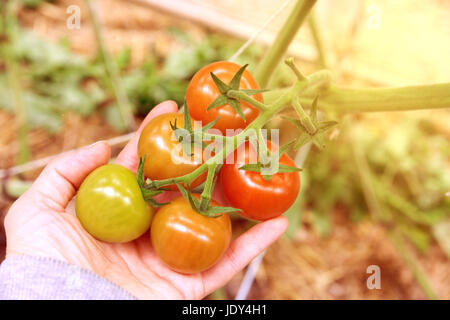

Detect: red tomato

[151,195,231,274]
[220,141,300,221]
[137,113,206,190]
[185,61,263,134]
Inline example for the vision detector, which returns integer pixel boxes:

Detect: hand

[4,101,288,299]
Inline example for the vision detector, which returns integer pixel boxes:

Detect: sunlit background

[0,0,449,299]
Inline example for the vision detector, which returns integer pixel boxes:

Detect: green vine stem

[199,164,218,211]
[255,0,317,87]
[85,0,136,131]
[307,9,327,68]
[293,97,316,135]
[146,63,313,192]
[227,90,267,111]
[264,82,450,112]
[319,83,450,112]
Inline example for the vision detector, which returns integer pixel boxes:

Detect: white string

[228,0,293,62]
[0,132,135,179]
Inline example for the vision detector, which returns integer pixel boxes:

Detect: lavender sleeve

[0,255,136,300]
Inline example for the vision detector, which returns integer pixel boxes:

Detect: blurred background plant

[0,0,448,299]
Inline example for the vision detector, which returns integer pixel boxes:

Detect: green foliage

[0,21,263,132]
[299,111,450,252]
[0,28,106,132]
[20,0,55,9]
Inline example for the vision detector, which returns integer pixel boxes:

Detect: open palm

[4,101,288,299]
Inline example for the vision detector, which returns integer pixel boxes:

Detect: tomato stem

[85,0,136,131]
[227,90,267,111]
[146,62,333,190]
[199,164,218,211]
[320,83,450,112]
[265,82,450,112]
[307,9,328,69]
[254,0,317,87]
[149,165,209,189]
[292,97,316,135]
[285,57,307,81]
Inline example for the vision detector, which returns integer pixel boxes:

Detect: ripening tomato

[220,141,300,221]
[151,195,231,274]
[76,164,153,243]
[186,61,263,134]
[137,112,206,190]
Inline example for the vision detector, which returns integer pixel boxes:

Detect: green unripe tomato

[76,164,153,243]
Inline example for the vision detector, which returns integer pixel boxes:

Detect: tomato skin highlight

[186,61,263,134]
[76,164,153,243]
[220,141,300,221]
[137,112,206,190]
[151,195,231,274]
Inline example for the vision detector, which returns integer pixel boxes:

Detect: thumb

[25,141,111,212]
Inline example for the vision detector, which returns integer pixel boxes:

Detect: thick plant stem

[319,83,450,112]
[265,82,450,112]
[255,0,317,87]
[85,0,136,131]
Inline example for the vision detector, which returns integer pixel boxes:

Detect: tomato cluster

[75,61,300,274]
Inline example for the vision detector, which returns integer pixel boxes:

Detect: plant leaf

[210,72,230,94]
[278,139,296,158]
[317,120,338,133]
[206,94,228,111]
[175,182,199,210]
[229,99,246,121]
[312,134,326,150]
[201,205,241,217]
[294,133,312,150]
[201,116,221,132]
[281,115,303,130]
[239,163,263,172]
[229,64,248,90]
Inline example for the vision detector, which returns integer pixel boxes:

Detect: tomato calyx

[206,64,266,121]
[137,157,170,208]
[238,138,302,181]
[170,106,222,156]
[282,96,338,150]
[175,181,240,218]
